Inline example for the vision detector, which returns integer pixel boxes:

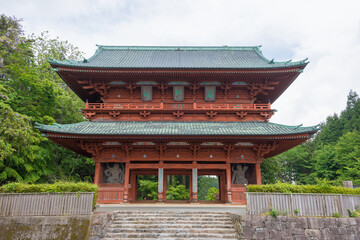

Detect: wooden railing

[0,192,94,216]
[246,192,360,217]
[84,102,271,111]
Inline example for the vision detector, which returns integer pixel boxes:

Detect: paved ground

[95,203,247,215]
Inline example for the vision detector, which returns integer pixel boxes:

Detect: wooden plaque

[141,86,152,101]
[205,86,216,102]
[173,86,184,102]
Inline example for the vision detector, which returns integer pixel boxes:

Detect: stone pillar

[158,168,164,202]
[94,162,101,185]
[123,163,130,203]
[226,164,232,203]
[192,168,198,203]
[255,163,262,185]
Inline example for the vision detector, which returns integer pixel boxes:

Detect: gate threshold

[95,203,246,214]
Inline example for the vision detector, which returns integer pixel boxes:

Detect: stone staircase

[103,211,238,239]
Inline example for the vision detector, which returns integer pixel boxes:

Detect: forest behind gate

[1,14,359,186]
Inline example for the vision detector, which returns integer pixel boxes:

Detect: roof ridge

[96,45,260,51]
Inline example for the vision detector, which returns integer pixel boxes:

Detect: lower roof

[35,121,318,137]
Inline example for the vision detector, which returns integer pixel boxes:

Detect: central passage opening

[136,175,158,201]
[166,175,190,201]
[198,175,220,201]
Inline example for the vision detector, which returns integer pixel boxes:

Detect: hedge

[247,182,360,195]
[0,182,98,208]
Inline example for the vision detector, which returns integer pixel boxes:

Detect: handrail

[84,102,271,111]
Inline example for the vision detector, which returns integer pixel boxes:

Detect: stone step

[107,227,236,234]
[112,220,233,225]
[113,214,231,218]
[103,238,236,240]
[113,211,227,214]
[112,216,231,221]
[109,223,234,229]
[104,232,238,239]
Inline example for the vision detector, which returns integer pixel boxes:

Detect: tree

[334,131,360,185]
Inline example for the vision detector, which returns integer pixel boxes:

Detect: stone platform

[94,203,247,215]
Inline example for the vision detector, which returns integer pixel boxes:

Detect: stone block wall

[88,212,114,240]
[0,215,91,240]
[231,215,360,240]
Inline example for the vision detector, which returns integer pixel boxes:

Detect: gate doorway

[164,170,191,203]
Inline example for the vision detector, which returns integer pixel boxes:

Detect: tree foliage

[0,14,93,184]
[262,90,360,186]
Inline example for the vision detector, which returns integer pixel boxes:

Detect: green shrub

[247,182,360,195]
[205,187,219,201]
[294,209,300,215]
[332,212,341,218]
[0,181,98,208]
[266,207,281,218]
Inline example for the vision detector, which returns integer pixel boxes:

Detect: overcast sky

[2,0,360,126]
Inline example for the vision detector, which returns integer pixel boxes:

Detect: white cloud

[2,0,360,126]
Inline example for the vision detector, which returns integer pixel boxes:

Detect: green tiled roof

[49,46,308,69]
[35,121,318,137]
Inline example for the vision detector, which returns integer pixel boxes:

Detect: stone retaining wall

[232,215,360,240]
[0,215,91,240]
[89,212,114,240]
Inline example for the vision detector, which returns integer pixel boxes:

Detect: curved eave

[52,65,307,103]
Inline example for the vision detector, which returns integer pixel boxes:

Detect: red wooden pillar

[123,163,130,203]
[226,164,232,203]
[94,162,101,185]
[255,163,262,185]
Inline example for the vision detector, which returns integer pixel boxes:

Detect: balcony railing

[84,102,271,111]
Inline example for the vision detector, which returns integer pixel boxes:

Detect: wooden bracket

[139,111,151,118]
[247,79,278,102]
[189,82,200,99]
[79,141,103,157]
[253,142,277,158]
[109,110,120,119]
[82,110,96,120]
[223,143,235,158]
[173,111,184,119]
[236,111,247,119]
[157,81,168,100]
[206,111,217,118]
[121,143,134,156]
[220,81,232,97]
[156,143,167,157]
[189,143,200,157]
[260,111,274,120]
[126,82,137,99]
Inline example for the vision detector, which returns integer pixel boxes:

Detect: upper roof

[49,45,308,69]
[36,121,318,137]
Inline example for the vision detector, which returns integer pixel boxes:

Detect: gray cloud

[2,0,360,126]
